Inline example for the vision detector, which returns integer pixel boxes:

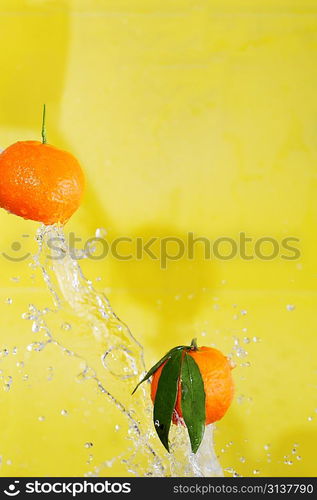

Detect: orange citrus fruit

[133,339,234,452]
[151,346,234,425]
[0,140,85,225]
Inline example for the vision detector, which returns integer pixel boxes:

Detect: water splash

[25,224,223,477]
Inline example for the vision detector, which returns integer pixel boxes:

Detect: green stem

[190,338,198,351]
[41,104,47,144]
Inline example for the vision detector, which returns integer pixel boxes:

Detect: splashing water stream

[26,224,223,477]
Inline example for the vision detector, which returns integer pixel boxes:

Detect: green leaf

[181,353,206,454]
[132,345,186,395]
[153,349,183,452]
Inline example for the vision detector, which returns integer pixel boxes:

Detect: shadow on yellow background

[0,0,316,476]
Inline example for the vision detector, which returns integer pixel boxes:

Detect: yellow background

[0,0,316,476]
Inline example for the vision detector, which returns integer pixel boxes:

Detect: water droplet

[22,312,36,321]
[236,348,248,358]
[27,342,45,352]
[286,304,295,311]
[32,322,40,333]
[63,348,74,357]
[241,309,247,315]
[243,337,251,344]
[307,416,313,422]
[84,442,93,448]
[61,409,68,416]
[95,227,107,239]
[239,456,246,463]
[264,444,270,451]
[5,298,12,305]
[115,425,120,432]
[284,459,293,465]
[224,467,235,474]
[228,359,236,369]
[38,416,45,422]
[86,241,97,254]
[253,469,260,475]
[47,367,54,381]
[4,376,13,391]
[252,336,261,343]
[296,455,302,461]
[61,322,72,331]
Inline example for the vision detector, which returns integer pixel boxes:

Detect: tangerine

[151,345,234,425]
[0,140,85,225]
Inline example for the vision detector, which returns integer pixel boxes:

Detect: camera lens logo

[4,481,20,496]
[2,234,31,262]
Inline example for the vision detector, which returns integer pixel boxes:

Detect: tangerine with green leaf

[133,339,234,453]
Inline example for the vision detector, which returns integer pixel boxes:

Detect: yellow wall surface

[0,0,316,476]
